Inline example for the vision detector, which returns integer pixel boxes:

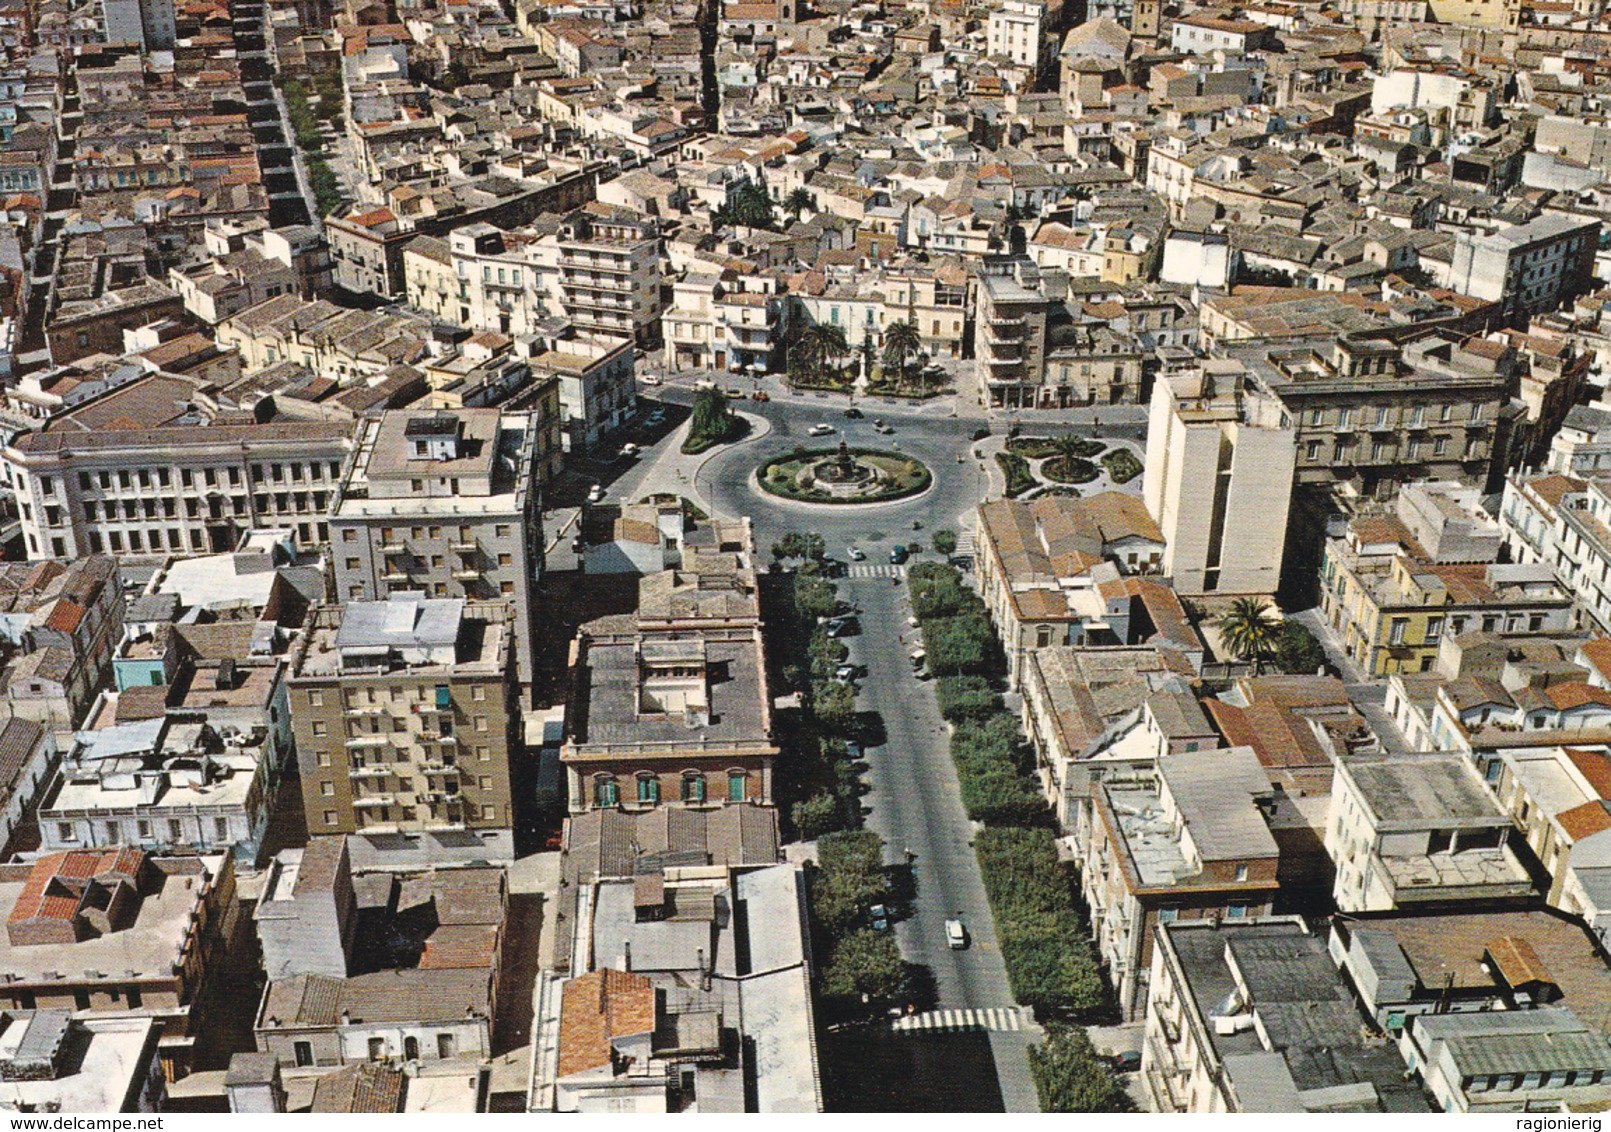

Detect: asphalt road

[675,391,1042,1112]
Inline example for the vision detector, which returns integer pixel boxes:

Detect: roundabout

[756,440,933,505]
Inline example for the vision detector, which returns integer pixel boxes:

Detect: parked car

[809,423,835,436]
[587,483,606,503]
[752,391,770,402]
[645,409,666,428]
[846,739,863,760]
[844,407,864,419]
[1110,1051,1142,1073]
[825,617,850,637]
[875,420,893,434]
[640,373,662,386]
[834,663,859,684]
[848,546,866,561]
[945,919,967,949]
[889,545,909,564]
[619,442,640,458]
[870,903,890,931]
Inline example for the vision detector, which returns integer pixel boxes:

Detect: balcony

[379,539,405,553]
[987,314,1025,328]
[987,354,1025,367]
[346,734,393,748]
[452,565,481,580]
[349,764,391,777]
[351,793,397,808]
[451,539,478,553]
[381,569,411,582]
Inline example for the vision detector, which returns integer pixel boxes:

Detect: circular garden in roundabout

[757,440,933,504]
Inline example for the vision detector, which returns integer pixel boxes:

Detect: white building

[1448,214,1601,323]
[99,0,174,50]
[987,0,1050,71]
[1142,360,1295,595]
[1324,752,1533,913]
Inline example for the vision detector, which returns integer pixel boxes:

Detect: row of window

[56,815,232,843]
[57,460,342,497]
[593,770,747,806]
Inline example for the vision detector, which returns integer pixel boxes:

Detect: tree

[783,187,815,223]
[1029,1027,1136,1113]
[793,793,844,840]
[774,532,826,562]
[793,575,838,623]
[932,528,958,557]
[797,323,849,384]
[820,929,904,1002]
[713,178,776,231]
[881,319,923,393]
[1272,619,1327,675]
[813,680,857,732]
[689,386,733,445]
[1216,597,1282,674]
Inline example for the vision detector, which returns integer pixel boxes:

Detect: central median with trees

[906,560,1129,1111]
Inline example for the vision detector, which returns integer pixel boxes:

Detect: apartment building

[527,329,635,453]
[1324,753,1532,913]
[663,271,787,375]
[1143,361,1296,596]
[554,209,661,344]
[972,261,1051,409]
[1323,481,1573,677]
[1449,214,1601,325]
[2,375,354,559]
[1500,471,1611,635]
[987,0,1051,73]
[1139,918,1430,1113]
[329,410,557,689]
[562,531,777,813]
[286,597,519,853]
[1084,746,1282,1020]
[1228,334,1509,496]
[440,224,551,339]
[326,207,415,299]
[1490,744,1611,914]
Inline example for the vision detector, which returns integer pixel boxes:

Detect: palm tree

[783,187,815,223]
[800,323,848,384]
[1217,598,1281,674]
[881,320,923,394]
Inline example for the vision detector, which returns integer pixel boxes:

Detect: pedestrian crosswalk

[846,564,907,579]
[891,1007,1024,1034]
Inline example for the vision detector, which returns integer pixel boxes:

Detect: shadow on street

[822,1027,1007,1111]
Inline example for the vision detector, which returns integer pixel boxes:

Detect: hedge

[975,828,1108,1015]
[996,451,1036,497]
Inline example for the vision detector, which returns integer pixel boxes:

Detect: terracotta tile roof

[557,968,656,1078]
[1566,746,1611,799]
[7,848,145,927]
[1579,639,1611,683]
[1549,684,1611,712]
[1486,935,1555,989]
[311,1064,405,1112]
[1529,473,1588,508]
[43,598,84,634]
[1559,800,1611,842]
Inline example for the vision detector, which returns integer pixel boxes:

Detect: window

[1389,619,1407,645]
[57,821,76,843]
[1158,907,1179,923]
[595,778,619,807]
[321,781,335,796]
[169,819,183,840]
[294,1042,314,1067]
[637,775,660,803]
[437,1033,456,1059]
[368,1038,386,1062]
[214,817,229,839]
[728,771,747,802]
[1234,864,1249,882]
[324,810,338,826]
[683,774,706,803]
[1226,903,1249,918]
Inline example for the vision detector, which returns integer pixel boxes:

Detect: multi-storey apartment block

[554,209,661,344]
[328,409,558,690]
[287,597,518,855]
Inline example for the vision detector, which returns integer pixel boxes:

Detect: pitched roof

[557,968,657,1078]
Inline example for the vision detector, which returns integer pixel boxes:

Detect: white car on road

[808,424,835,436]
